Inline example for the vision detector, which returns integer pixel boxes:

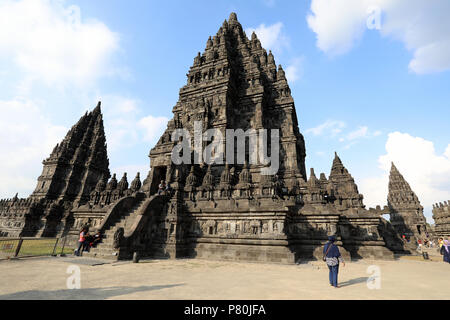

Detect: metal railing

[0,236,73,260]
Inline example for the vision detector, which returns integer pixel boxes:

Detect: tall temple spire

[31,103,110,204]
[387,162,428,240]
[388,162,421,209]
[155,12,307,191]
[92,101,102,116]
[328,153,364,209]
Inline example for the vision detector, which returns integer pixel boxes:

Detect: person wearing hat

[323,235,345,288]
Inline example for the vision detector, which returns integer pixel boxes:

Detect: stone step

[82,251,119,260]
[94,247,118,254]
[88,248,117,257]
[91,246,117,253]
[100,240,115,246]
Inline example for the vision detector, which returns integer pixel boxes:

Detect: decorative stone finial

[206,36,213,49]
[277,65,286,80]
[268,50,275,65]
[107,173,118,191]
[130,172,142,192]
[118,173,129,192]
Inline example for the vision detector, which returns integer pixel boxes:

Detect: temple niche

[1,12,432,263]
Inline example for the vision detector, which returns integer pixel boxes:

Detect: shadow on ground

[0,284,185,300]
[339,277,368,288]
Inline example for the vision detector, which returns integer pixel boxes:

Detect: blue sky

[0,0,449,223]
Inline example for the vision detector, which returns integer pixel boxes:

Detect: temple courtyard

[0,252,448,300]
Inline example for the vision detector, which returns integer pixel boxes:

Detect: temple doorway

[417,225,422,235]
[150,166,167,195]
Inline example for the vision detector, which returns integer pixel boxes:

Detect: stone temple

[378,163,431,252]
[0,13,438,262]
[433,201,450,238]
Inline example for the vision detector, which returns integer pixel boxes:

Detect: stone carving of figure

[113,227,124,249]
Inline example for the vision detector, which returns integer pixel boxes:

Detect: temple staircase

[84,196,148,259]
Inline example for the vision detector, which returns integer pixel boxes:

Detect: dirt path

[0,255,448,300]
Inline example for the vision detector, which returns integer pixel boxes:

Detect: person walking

[440,239,450,264]
[323,235,345,288]
[75,227,87,256]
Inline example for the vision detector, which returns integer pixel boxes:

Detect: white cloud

[305,119,346,137]
[0,98,67,198]
[246,22,290,54]
[0,0,120,89]
[101,96,141,152]
[307,120,383,152]
[346,126,369,141]
[99,95,169,152]
[360,132,450,222]
[138,115,170,143]
[285,56,304,83]
[307,0,450,74]
[306,120,383,150]
[445,145,450,159]
[307,0,367,56]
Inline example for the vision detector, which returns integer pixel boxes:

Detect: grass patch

[0,239,74,258]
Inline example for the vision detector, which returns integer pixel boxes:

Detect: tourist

[75,227,87,256]
[417,239,423,252]
[438,238,444,248]
[92,232,102,247]
[440,239,450,263]
[323,235,345,288]
[82,231,93,252]
[158,180,166,195]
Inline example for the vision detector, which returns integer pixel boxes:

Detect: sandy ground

[0,254,448,300]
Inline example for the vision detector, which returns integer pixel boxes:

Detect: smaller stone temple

[432,201,450,238]
[0,103,109,238]
[386,163,429,247]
